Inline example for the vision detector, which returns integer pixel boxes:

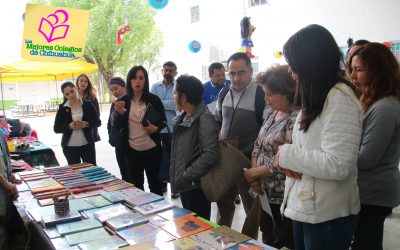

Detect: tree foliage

[30,0,163,101]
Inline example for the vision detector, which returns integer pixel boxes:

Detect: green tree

[31,0,163,102]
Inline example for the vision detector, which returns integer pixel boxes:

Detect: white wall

[154,0,400,75]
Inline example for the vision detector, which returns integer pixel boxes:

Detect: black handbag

[108,126,122,147]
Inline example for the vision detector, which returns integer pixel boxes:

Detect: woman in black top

[114,66,166,195]
[54,81,101,165]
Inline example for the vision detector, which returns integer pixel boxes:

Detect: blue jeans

[293,214,357,250]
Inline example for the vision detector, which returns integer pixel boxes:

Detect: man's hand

[5,182,18,198]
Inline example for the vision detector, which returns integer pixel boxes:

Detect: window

[249,0,267,7]
[191,5,200,23]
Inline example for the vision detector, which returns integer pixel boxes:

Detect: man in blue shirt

[150,61,179,198]
[203,62,231,113]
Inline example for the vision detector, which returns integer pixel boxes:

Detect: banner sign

[21,4,90,62]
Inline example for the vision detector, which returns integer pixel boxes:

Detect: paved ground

[7,105,400,249]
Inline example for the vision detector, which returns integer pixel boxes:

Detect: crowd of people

[1,23,399,250]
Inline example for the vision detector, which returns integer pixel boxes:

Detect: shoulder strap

[218,86,230,118]
[255,85,266,126]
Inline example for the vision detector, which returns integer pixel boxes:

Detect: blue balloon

[188,40,201,53]
[148,0,169,10]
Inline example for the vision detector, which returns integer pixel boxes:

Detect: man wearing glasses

[151,61,179,199]
[215,52,267,239]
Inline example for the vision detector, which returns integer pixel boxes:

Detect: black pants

[351,204,393,250]
[125,146,162,196]
[62,143,96,165]
[260,203,294,249]
[180,187,211,220]
[115,146,128,181]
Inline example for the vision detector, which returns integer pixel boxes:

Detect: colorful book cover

[51,236,70,249]
[103,181,134,191]
[77,235,128,250]
[227,239,278,250]
[101,191,124,203]
[190,226,251,250]
[134,200,175,215]
[56,218,102,235]
[93,204,132,222]
[71,189,104,199]
[64,227,110,246]
[125,227,176,246]
[105,211,149,231]
[159,214,213,239]
[157,207,195,221]
[42,210,82,227]
[44,226,61,239]
[84,195,112,208]
[147,214,169,227]
[116,223,158,241]
[117,223,175,245]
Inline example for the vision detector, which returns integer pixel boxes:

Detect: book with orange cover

[159,214,213,239]
[31,184,66,194]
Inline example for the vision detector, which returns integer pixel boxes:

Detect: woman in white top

[54,81,101,165]
[274,24,362,250]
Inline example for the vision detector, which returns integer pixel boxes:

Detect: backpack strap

[217,86,230,119]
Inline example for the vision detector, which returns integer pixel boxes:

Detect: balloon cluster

[117,25,131,44]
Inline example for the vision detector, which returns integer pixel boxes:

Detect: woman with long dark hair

[114,66,166,195]
[349,43,400,250]
[274,24,362,249]
[54,81,101,165]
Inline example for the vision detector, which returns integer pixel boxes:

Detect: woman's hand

[274,147,302,180]
[143,121,158,134]
[114,101,125,115]
[250,180,263,194]
[243,166,272,183]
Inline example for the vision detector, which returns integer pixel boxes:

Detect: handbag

[200,138,251,202]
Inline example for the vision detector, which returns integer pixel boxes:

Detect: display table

[10,141,59,167]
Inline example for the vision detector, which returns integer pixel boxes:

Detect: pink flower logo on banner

[38,9,70,43]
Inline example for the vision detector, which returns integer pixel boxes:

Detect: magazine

[159,214,212,239]
[134,200,175,215]
[105,212,149,231]
[56,218,102,235]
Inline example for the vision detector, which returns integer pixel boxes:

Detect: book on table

[93,203,132,223]
[77,235,128,250]
[119,242,158,250]
[50,237,70,249]
[157,207,194,221]
[226,239,278,250]
[83,195,112,208]
[133,200,175,215]
[64,227,110,246]
[100,191,124,203]
[81,203,123,219]
[189,225,251,249]
[56,218,103,235]
[41,210,82,227]
[156,237,207,250]
[140,103,163,127]
[116,223,175,245]
[105,211,149,231]
[147,214,169,227]
[158,214,213,239]
[44,226,61,239]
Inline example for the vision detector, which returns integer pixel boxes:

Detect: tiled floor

[14,106,400,249]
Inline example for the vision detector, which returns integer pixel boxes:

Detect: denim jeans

[293,214,357,250]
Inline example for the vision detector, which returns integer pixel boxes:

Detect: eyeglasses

[228,70,247,79]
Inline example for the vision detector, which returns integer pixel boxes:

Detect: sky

[0,0,28,65]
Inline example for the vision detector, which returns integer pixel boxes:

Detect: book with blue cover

[78,235,128,250]
[44,226,61,239]
[157,207,194,221]
[51,236,70,249]
[56,218,102,235]
[116,223,175,245]
[101,191,124,203]
[64,227,110,246]
[105,211,149,231]
[84,195,112,208]
[134,200,175,215]
[93,204,132,223]
[123,192,164,207]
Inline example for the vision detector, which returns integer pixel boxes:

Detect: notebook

[105,211,149,231]
[140,103,162,126]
